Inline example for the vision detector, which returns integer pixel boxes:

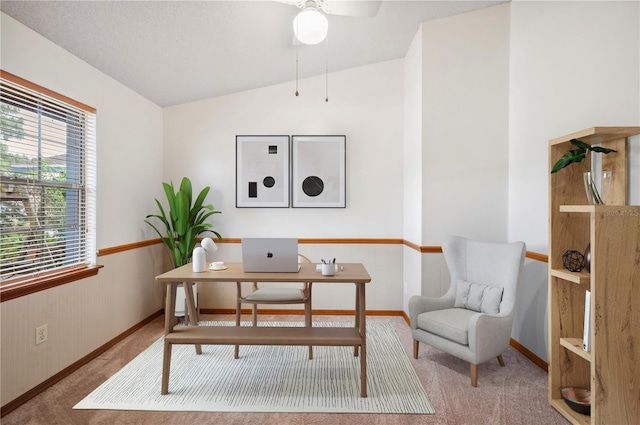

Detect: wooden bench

[162,326,365,395]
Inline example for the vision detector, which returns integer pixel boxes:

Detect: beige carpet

[2,315,567,424]
[74,321,434,415]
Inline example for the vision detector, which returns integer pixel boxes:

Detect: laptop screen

[241,238,300,272]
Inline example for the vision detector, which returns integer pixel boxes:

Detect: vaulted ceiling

[1,1,505,107]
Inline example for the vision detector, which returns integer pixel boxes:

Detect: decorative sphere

[562,250,585,272]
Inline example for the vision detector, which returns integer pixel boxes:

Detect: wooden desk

[155,262,372,397]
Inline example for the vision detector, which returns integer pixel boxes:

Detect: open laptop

[241,238,300,272]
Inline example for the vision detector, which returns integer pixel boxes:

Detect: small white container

[192,247,206,272]
[321,263,335,276]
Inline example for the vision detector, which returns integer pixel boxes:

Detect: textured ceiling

[1,0,506,107]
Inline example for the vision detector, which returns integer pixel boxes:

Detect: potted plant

[145,177,222,268]
[551,138,617,204]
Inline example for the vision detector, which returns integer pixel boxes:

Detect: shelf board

[559,205,640,213]
[551,268,590,285]
[559,205,596,213]
[550,398,591,425]
[560,338,592,362]
[549,126,640,146]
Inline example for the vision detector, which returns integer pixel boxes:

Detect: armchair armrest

[467,312,514,362]
[408,295,455,329]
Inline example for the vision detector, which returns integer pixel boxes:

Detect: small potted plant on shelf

[145,177,222,268]
[551,138,617,204]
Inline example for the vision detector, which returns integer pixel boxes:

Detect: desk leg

[306,282,313,360]
[183,281,202,355]
[354,284,360,357]
[358,282,367,398]
[165,282,178,335]
[161,338,172,394]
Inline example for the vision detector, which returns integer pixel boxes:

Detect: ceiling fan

[279,0,382,45]
[278,0,382,101]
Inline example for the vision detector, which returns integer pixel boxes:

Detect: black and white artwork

[292,135,346,208]
[236,135,290,207]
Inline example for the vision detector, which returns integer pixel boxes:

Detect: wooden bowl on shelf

[561,387,591,416]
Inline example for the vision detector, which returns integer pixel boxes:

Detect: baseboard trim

[202,308,405,317]
[510,338,548,372]
[0,309,164,418]
[402,310,411,326]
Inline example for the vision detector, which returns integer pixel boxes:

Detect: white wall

[402,25,424,312]
[421,4,511,246]
[508,0,640,254]
[1,13,165,406]
[508,0,640,362]
[162,60,404,239]
[403,26,424,245]
[405,3,511,303]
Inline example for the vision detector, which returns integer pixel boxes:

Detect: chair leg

[305,305,313,359]
[413,340,419,359]
[470,363,478,387]
[248,282,259,327]
[306,283,313,360]
[497,354,505,367]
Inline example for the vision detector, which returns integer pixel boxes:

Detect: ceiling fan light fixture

[293,8,328,45]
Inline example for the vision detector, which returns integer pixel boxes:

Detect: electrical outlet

[36,324,48,345]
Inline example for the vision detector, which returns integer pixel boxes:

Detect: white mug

[321,263,335,276]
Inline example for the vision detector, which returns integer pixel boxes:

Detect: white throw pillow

[454,279,503,314]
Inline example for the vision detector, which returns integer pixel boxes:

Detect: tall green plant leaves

[162,182,177,223]
[175,191,189,236]
[145,177,221,268]
[180,177,193,210]
[191,186,210,222]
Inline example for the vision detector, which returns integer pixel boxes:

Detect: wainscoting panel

[0,245,164,407]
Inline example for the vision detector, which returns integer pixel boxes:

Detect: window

[0,71,97,288]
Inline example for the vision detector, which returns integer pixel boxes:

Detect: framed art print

[236,135,290,207]
[292,135,346,208]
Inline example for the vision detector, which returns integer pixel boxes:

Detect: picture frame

[291,135,346,208]
[236,135,290,208]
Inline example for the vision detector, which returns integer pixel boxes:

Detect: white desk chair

[235,254,313,359]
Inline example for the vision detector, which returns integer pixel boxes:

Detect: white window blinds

[0,73,97,283]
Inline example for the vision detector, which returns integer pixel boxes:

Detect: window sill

[0,265,103,302]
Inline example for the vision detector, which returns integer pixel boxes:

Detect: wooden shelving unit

[548,127,640,424]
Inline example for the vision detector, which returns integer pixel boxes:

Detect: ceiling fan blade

[272,0,303,6]
[321,0,382,17]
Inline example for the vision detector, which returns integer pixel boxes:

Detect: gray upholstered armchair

[409,236,526,387]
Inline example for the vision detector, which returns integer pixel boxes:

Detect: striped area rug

[74,321,434,414]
